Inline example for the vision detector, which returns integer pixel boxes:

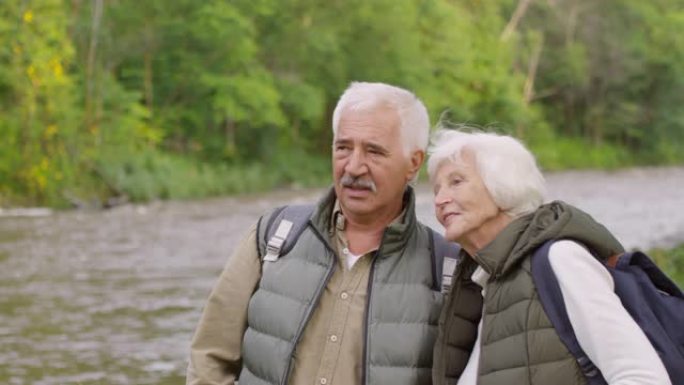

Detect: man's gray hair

[332,82,430,155]
[427,128,547,217]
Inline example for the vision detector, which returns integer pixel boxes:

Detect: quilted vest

[434,254,585,385]
[434,201,625,385]
[477,257,585,385]
[239,188,445,385]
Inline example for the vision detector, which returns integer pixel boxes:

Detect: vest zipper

[280,226,337,385]
[362,224,390,385]
[361,253,377,385]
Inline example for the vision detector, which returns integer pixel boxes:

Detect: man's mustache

[340,174,377,193]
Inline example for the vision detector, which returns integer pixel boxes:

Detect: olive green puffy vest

[433,201,625,385]
[434,254,585,385]
[239,188,445,385]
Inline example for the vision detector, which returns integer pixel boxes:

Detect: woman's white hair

[427,128,547,217]
[332,82,430,155]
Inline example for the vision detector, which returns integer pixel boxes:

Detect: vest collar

[310,186,418,258]
[469,201,624,279]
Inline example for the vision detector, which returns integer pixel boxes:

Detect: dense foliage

[1,0,683,206]
[651,244,684,288]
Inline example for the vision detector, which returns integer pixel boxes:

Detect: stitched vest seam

[372,321,437,325]
[483,294,532,315]
[265,250,331,270]
[247,325,293,345]
[256,285,309,306]
[242,359,279,385]
[479,356,573,376]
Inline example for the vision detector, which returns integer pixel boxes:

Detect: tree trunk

[517,34,544,138]
[144,50,154,114]
[501,0,534,42]
[68,0,82,40]
[225,119,237,158]
[524,34,544,105]
[85,0,104,129]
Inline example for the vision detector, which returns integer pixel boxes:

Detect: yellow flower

[23,11,33,24]
[45,124,58,138]
[50,58,64,79]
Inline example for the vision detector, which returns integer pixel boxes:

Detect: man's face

[333,106,423,223]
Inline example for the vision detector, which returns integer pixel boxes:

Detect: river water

[1,167,683,384]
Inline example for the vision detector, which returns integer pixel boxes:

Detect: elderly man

[186,82,458,385]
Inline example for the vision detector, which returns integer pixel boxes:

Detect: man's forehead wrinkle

[335,134,387,146]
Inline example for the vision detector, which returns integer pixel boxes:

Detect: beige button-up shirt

[187,203,405,385]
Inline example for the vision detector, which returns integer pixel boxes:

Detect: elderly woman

[428,129,671,385]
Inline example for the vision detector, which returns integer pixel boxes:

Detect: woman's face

[432,151,505,249]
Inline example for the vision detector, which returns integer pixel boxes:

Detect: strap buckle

[441,257,459,293]
[264,220,293,262]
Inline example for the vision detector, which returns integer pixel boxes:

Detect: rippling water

[1,167,683,384]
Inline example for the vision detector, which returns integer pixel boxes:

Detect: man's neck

[342,205,403,255]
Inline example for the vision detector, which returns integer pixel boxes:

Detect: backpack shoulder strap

[530,240,607,385]
[256,204,315,262]
[617,251,684,298]
[428,227,461,293]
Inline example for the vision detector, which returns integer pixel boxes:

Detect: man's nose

[345,150,368,176]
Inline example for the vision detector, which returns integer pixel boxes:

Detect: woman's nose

[434,188,451,206]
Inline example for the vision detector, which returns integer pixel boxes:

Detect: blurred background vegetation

[651,244,684,287]
[1,0,683,208]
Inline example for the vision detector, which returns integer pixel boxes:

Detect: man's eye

[450,178,462,186]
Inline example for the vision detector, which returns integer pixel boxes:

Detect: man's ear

[406,150,425,181]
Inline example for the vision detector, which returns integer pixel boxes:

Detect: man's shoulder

[255,204,318,258]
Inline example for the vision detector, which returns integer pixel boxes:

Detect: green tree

[0,0,82,205]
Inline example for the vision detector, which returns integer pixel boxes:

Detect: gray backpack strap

[428,227,461,293]
[256,204,315,262]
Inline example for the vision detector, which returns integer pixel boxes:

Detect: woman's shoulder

[547,239,614,288]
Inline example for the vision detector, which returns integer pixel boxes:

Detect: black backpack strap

[428,227,461,293]
[618,251,684,298]
[531,240,607,385]
[257,204,315,262]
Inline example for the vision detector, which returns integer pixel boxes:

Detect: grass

[92,148,330,204]
[649,243,684,288]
